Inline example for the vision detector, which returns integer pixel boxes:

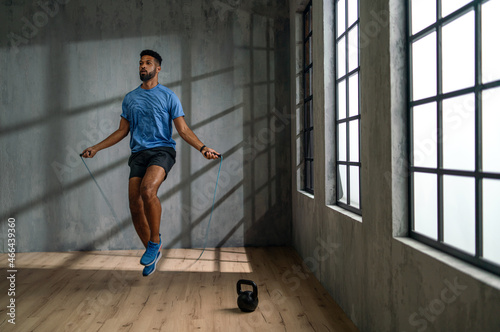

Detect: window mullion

[436,0,444,243]
[475,1,483,258]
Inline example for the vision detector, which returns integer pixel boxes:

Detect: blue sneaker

[143,250,162,277]
[140,237,162,266]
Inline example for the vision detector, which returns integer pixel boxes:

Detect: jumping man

[82,50,220,276]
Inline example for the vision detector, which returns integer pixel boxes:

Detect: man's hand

[81,147,98,158]
[201,146,221,160]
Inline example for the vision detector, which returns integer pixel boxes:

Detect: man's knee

[140,183,158,202]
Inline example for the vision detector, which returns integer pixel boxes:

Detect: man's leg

[128,177,150,248]
[139,165,166,244]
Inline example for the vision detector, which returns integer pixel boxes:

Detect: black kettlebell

[236,279,259,312]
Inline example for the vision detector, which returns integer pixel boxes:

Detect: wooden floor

[0,247,359,332]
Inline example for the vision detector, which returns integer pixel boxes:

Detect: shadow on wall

[0,0,291,253]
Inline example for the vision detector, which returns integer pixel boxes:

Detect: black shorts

[128,147,176,179]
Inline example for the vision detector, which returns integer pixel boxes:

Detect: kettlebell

[236,279,259,312]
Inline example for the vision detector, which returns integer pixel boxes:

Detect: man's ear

[156,65,161,74]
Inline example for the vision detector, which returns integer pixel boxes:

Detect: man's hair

[140,49,162,66]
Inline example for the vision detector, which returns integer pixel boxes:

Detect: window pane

[442,11,475,94]
[348,25,359,72]
[337,36,346,78]
[349,120,359,162]
[338,165,347,204]
[414,172,438,239]
[310,69,313,95]
[338,79,347,119]
[304,102,308,127]
[308,130,314,158]
[349,73,359,116]
[483,179,500,265]
[308,100,313,127]
[411,0,436,34]
[412,102,437,168]
[337,0,346,37]
[305,39,311,66]
[304,161,311,188]
[304,72,311,97]
[412,32,437,101]
[443,175,475,254]
[309,5,313,34]
[442,94,475,171]
[483,87,500,173]
[482,0,500,84]
[309,37,313,65]
[310,160,314,189]
[347,0,358,27]
[305,10,310,38]
[338,122,347,161]
[441,0,471,18]
[350,166,360,209]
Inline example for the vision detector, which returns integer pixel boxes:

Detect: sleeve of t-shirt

[169,93,185,119]
[121,95,130,121]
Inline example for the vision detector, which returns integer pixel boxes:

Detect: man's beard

[140,70,155,82]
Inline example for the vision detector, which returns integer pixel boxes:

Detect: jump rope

[80,152,223,261]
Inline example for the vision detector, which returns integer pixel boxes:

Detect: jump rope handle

[204,151,222,158]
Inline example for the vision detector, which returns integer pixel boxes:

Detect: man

[81,50,220,277]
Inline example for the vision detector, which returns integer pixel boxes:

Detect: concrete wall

[0,0,291,252]
[290,0,500,331]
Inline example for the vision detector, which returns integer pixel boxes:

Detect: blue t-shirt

[121,84,185,153]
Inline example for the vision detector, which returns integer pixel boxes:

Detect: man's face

[139,55,160,82]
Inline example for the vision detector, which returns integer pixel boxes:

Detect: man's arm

[81,117,130,158]
[173,116,220,159]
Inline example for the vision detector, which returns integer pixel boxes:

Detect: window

[303,1,314,194]
[409,0,500,275]
[335,0,361,214]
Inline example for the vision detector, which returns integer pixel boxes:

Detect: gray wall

[290,0,500,331]
[0,0,291,252]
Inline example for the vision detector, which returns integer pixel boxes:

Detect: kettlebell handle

[237,279,258,297]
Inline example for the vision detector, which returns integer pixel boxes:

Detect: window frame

[303,1,314,194]
[408,0,500,276]
[335,0,362,215]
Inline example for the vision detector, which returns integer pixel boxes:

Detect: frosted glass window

[442,94,475,171]
[482,0,500,84]
[414,172,438,239]
[412,32,437,101]
[412,102,437,168]
[337,37,346,78]
[349,73,359,116]
[338,123,347,161]
[348,25,359,72]
[411,0,436,34]
[409,0,500,275]
[443,175,475,254]
[338,165,347,204]
[349,166,360,208]
[337,0,346,37]
[349,120,359,162]
[336,0,360,214]
[338,80,347,119]
[483,179,500,265]
[441,0,471,18]
[482,87,500,173]
[303,2,313,194]
[442,11,475,93]
[347,0,358,27]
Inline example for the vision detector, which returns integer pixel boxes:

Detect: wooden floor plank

[0,247,358,332]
